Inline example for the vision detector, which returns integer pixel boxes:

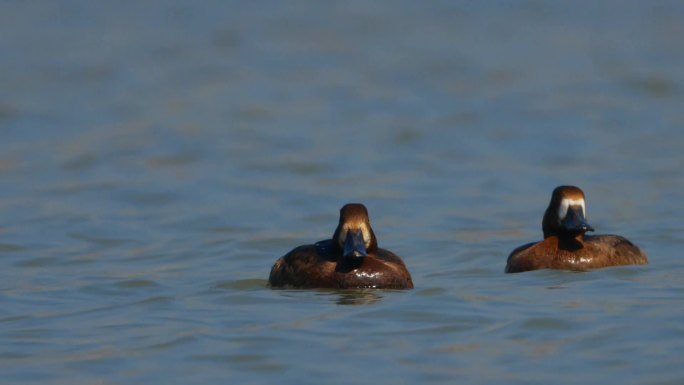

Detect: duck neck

[554,232,586,251]
[545,229,586,241]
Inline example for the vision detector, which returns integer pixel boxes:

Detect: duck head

[542,185,595,239]
[332,203,378,260]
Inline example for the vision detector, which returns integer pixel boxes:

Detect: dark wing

[268,240,337,288]
[585,235,649,266]
[374,248,408,267]
[505,241,537,273]
[268,244,319,287]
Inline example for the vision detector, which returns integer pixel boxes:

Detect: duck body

[505,185,649,273]
[506,234,648,273]
[269,203,414,289]
[269,239,413,289]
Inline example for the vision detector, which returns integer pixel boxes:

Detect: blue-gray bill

[343,230,367,258]
[562,206,595,233]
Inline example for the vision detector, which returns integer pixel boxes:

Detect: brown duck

[269,203,413,289]
[506,185,648,273]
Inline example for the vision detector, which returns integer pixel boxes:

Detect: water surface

[1,1,684,384]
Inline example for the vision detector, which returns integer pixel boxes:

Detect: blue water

[1,1,684,384]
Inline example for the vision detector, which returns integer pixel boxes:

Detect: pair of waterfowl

[269,186,649,289]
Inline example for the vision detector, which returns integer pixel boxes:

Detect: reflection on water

[1,1,684,385]
[327,290,384,306]
[214,279,269,291]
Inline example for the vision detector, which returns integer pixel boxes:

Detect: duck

[269,203,414,289]
[505,185,648,273]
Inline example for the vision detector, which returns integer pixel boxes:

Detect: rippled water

[2,1,684,384]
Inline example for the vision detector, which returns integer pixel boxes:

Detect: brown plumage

[506,186,648,273]
[269,203,414,289]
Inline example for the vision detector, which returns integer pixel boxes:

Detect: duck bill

[561,206,595,233]
[343,230,368,259]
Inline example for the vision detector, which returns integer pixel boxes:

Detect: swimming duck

[269,203,414,289]
[505,185,648,273]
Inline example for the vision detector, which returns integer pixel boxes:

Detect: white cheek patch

[360,225,371,247]
[558,198,586,220]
